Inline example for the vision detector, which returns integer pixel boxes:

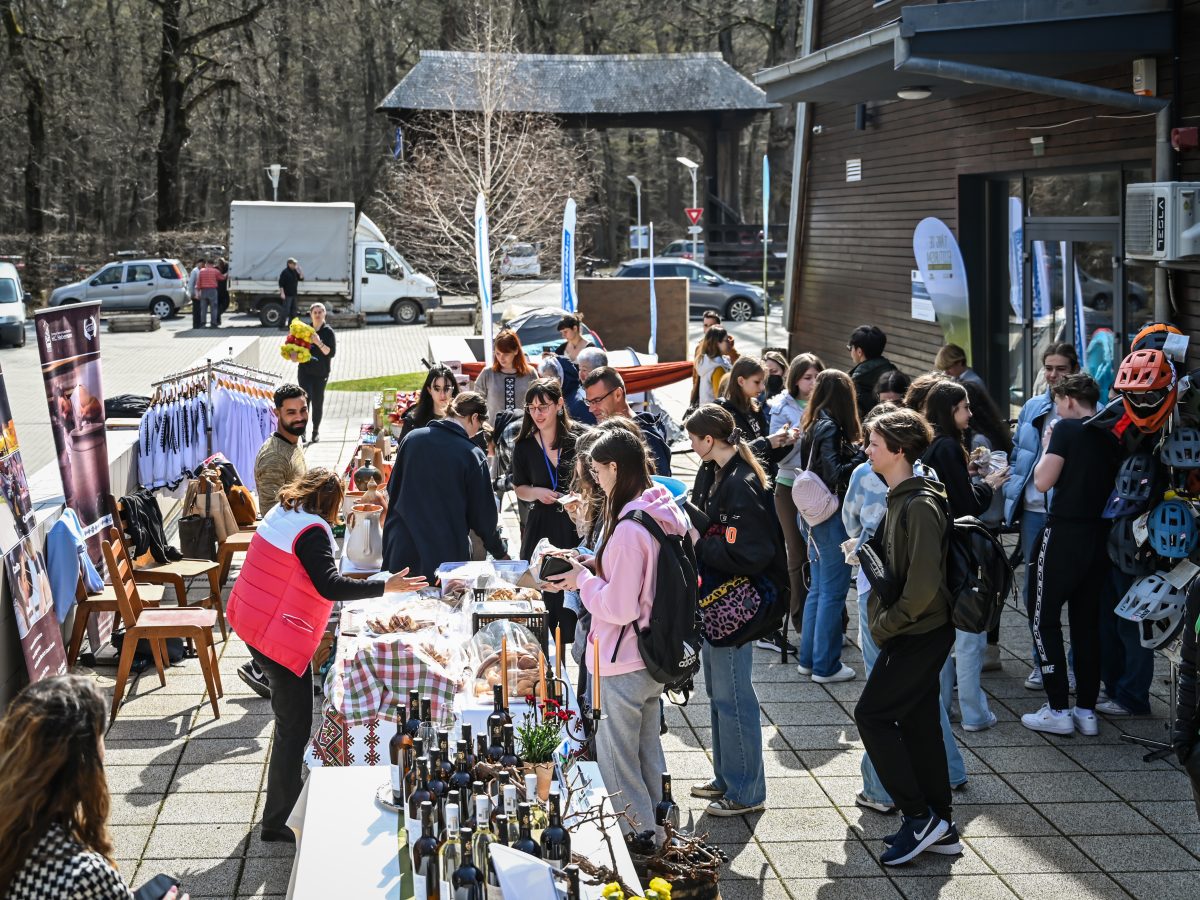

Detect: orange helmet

[1114,350,1175,393]
[1122,390,1177,434]
[1131,322,1183,354]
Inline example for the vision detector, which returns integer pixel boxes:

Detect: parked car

[613,257,766,322]
[0,262,29,347]
[1076,268,1149,311]
[662,239,706,263]
[48,258,187,319]
[500,242,541,278]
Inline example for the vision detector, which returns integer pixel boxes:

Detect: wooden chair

[102,529,222,724]
[217,530,254,586]
[66,575,166,667]
[108,495,227,640]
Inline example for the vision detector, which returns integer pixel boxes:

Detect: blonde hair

[934,344,967,371]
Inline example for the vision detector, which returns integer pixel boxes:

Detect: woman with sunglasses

[400,365,460,439]
[511,378,583,641]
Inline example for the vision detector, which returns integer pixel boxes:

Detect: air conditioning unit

[1125,182,1200,261]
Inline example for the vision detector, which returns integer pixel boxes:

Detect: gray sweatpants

[594,666,666,834]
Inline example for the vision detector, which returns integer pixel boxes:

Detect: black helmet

[1114,453,1158,502]
[1106,516,1157,577]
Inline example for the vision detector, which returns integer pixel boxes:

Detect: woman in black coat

[382,392,507,580]
[715,356,794,478]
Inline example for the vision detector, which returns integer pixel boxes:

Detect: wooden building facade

[757,0,1196,415]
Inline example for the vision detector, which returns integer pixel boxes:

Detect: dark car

[613,257,766,322]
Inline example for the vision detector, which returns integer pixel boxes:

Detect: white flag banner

[648,222,657,356]
[474,192,494,365]
[561,197,577,312]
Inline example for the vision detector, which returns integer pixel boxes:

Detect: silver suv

[49,259,187,319]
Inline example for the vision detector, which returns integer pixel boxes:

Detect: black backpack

[902,492,1014,634]
[610,510,702,687]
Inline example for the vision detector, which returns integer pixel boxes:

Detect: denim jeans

[856,591,967,803]
[1100,569,1154,714]
[702,641,766,806]
[799,515,851,678]
[940,629,993,729]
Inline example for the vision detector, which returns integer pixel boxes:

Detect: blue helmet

[1102,489,1147,520]
[1146,499,1200,559]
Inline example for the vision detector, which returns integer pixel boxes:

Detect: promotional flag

[561,198,577,313]
[474,193,494,365]
[912,218,972,356]
[763,155,770,343]
[1072,254,1089,372]
[1008,197,1024,322]
[0,362,67,681]
[647,223,657,356]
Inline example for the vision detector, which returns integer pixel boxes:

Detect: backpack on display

[610,510,702,688]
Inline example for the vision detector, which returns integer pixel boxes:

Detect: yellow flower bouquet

[281,317,315,364]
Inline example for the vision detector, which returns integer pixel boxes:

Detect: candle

[592,637,600,712]
[555,626,563,683]
[538,653,547,701]
[500,635,508,708]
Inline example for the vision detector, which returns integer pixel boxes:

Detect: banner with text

[913,218,972,359]
[561,198,577,313]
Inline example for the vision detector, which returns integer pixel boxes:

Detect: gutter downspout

[783,0,818,335]
[895,38,1173,322]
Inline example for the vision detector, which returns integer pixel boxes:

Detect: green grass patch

[327,372,427,392]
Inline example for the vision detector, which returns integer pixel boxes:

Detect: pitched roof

[378,51,774,115]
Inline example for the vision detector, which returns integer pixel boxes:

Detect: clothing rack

[151,358,274,456]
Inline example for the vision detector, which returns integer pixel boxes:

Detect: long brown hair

[277,467,344,523]
[685,404,769,489]
[0,676,114,891]
[516,378,573,448]
[724,356,765,414]
[588,428,653,577]
[801,369,862,443]
[570,428,607,545]
[786,353,824,400]
[922,380,969,455]
[698,326,728,361]
[492,330,531,375]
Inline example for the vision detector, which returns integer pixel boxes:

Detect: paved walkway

[81,311,1198,899]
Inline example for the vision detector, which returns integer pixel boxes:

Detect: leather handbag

[179,486,218,561]
[227,484,258,526]
[185,476,239,542]
[791,437,839,526]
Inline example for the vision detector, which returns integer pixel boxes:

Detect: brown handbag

[227,484,258,526]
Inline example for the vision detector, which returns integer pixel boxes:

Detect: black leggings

[297,371,327,437]
[1027,520,1109,711]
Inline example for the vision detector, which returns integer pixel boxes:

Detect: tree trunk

[156,0,187,230]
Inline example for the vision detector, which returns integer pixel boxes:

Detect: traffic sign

[687,225,703,234]
[685,207,703,225]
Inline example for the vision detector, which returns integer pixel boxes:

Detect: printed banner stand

[912,218,972,358]
[34,301,114,653]
[648,223,657,356]
[474,193,494,366]
[0,362,67,681]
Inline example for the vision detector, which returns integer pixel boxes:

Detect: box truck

[227,201,440,327]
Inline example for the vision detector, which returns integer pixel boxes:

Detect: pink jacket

[578,485,690,676]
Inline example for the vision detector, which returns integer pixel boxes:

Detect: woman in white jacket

[696,326,733,405]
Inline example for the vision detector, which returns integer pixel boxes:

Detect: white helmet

[1116,573,1188,622]
[1138,610,1186,650]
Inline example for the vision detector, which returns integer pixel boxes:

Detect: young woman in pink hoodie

[549,427,691,836]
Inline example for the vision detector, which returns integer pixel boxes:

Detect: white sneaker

[812,664,857,684]
[1071,707,1099,736]
[796,664,812,676]
[1096,698,1132,716]
[1024,667,1043,690]
[1021,703,1075,735]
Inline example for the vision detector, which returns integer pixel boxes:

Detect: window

[126,264,153,283]
[384,250,405,278]
[364,248,385,274]
[1027,171,1120,218]
[156,264,181,280]
[0,280,18,303]
[92,266,122,286]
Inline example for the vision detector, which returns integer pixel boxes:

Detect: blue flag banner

[474,193,494,365]
[648,223,657,356]
[562,198,577,312]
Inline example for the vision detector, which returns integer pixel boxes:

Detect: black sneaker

[754,630,799,657]
[884,820,962,855]
[310,433,320,443]
[880,813,949,866]
[238,661,272,699]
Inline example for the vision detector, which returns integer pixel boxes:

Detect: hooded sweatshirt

[577,484,691,676]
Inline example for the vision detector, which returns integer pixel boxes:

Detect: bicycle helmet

[1106,516,1157,576]
[1122,384,1178,435]
[1115,349,1175,393]
[1160,427,1200,469]
[1138,608,1186,651]
[1114,453,1157,502]
[1102,489,1147,520]
[1116,572,1188,622]
[1146,499,1200,558]
[1131,322,1183,354]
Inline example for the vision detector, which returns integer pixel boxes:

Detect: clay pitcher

[344,503,383,570]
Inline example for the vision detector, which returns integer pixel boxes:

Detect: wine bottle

[413,801,440,900]
[449,741,473,801]
[486,685,507,762]
[418,696,437,749]
[474,733,490,779]
[405,690,422,737]
[523,772,549,841]
[654,772,680,847]
[499,722,521,769]
[466,783,490,831]
[512,802,541,858]
[405,736,426,802]
[388,702,407,805]
[436,728,455,784]
[498,783,519,845]
[407,758,433,849]
[438,803,461,900]
[470,796,495,891]
[484,815,506,900]
[461,722,475,770]
[450,827,484,900]
[539,790,570,869]
[427,749,448,822]
[564,864,581,900]
[440,791,460,844]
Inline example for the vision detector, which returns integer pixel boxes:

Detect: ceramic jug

[345,502,383,570]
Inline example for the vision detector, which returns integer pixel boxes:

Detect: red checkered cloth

[324,634,461,728]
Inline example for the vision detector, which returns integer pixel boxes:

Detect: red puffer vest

[227,506,336,676]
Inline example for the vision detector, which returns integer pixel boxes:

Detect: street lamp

[265,164,287,202]
[627,174,643,260]
[676,156,700,263]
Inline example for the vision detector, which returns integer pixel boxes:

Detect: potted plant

[517,695,575,799]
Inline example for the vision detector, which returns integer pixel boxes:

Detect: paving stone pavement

[74,308,1198,898]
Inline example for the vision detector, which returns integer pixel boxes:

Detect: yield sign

[685,207,703,225]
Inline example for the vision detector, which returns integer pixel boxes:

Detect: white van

[0,262,29,348]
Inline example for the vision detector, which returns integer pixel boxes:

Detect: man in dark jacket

[382,392,507,580]
[278,258,304,329]
[848,325,897,420]
[854,407,957,866]
[583,367,673,476]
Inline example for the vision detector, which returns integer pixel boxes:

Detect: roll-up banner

[0,364,67,680]
[561,198,577,313]
[34,302,114,648]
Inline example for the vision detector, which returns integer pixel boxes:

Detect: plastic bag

[463,620,546,703]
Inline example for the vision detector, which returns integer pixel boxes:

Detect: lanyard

[537,435,559,492]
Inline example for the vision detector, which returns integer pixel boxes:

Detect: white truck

[227,201,440,327]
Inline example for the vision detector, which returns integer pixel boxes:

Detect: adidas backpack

[610,510,702,687]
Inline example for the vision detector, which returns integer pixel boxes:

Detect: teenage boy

[847,325,897,420]
[855,408,958,865]
[1021,374,1122,736]
[1003,342,1080,690]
